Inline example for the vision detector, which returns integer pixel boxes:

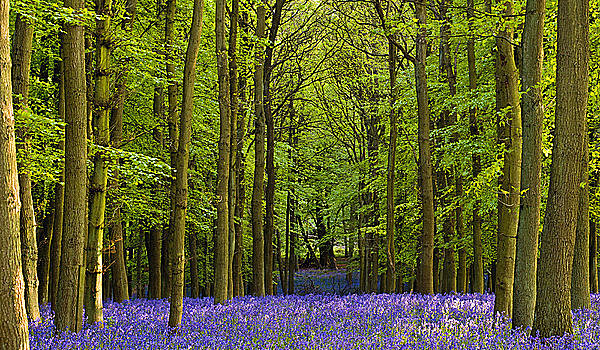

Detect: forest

[0,0,598,347]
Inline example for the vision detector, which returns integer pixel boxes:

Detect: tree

[85,0,113,325]
[251,4,267,297]
[493,0,522,318]
[11,12,40,322]
[532,0,589,336]
[415,0,435,295]
[55,0,88,332]
[214,0,231,304]
[512,0,545,329]
[0,0,30,345]
[168,0,204,327]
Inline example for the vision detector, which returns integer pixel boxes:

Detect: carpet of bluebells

[29,272,600,349]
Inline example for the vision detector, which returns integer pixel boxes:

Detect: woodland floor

[30,271,600,349]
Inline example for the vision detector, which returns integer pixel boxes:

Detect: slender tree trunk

[50,54,65,310]
[512,0,545,329]
[0,0,30,343]
[263,0,285,296]
[386,40,397,293]
[110,83,129,303]
[232,12,248,298]
[572,130,590,309]
[590,220,598,293]
[227,0,239,301]
[214,0,231,304]
[136,233,143,297]
[168,0,204,327]
[11,14,40,321]
[145,226,161,299]
[189,231,199,298]
[415,0,435,295]
[85,0,112,324]
[532,0,589,335]
[38,209,54,304]
[55,0,88,331]
[467,0,484,294]
[493,0,522,318]
[251,5,267,297]
[163,0,178,299]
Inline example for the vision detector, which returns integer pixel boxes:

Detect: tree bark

[11,13,40,322]
[214,0,231,304]
[415,0,435,295]
[532,0,589,335]
[251,5,267,297]
[512,0,545,329]
[55,0,88,331]
[168,0,204,327]
[493,0,522,318]
[0,0,30,343]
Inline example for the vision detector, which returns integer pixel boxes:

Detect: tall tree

[512,0,545,329]
[11,13,40,321]
[55,0,88,332]
[0,0,30,344]
[415,0,435,295]
[85,0,113,325]
[493,0,522,318]
[227,0,239,301]
[251,4,267,297]
[50,49,65,310]
[168,0,204,327]
[386,40,398,293]
[532,0,589,336]
[467,0,484,294]
[214,0,231,304]
[162,0,178,299]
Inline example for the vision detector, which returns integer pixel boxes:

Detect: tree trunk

[512,0,545,329]
[136,233,143,298]
[0,0,30,343]
[168,0,204,327]
[385,40,397,294]
[251,5,267,297]
[85,0,112,324]
[145,226,161,299]
[493,0,522,318]
[467,0,484,295]
[532,0,589,335]
[50,53,65,310]
[190,231,199,298]
[232,11,249,298]
[38,209,54,304]
[263,0,285,296]
[227,0,239,301]
[110,83,129,303]
[415,0,435,295]
[214,0,231,304]
[572,130,590,309]
[590,221,598,293]
[55,0,88,331]
[163,0,178,300]
[11,14,40,321]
